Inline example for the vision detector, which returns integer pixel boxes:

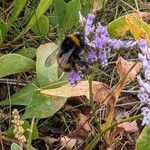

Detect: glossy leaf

[0,54,35,78]
[136,126,150,150]
[8,0,27,25]
[31,15,49,36]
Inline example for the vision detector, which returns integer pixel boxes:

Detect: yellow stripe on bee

[67,34,80,46]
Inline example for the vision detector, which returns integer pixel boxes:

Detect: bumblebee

[45,32,85,72]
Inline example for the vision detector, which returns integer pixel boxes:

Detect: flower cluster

[68,12,137,85]
[12,109,26,143]
[137,39,150,126]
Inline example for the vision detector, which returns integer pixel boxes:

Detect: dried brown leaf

[115,57,141,101]
[60,136,76,150]
[78,113,91,132]
[116,57,141,82]
[117,121,138,133]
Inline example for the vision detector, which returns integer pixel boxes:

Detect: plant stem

[86,114,143,150]
[27,117,35,150]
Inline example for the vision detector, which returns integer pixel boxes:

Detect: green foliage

[11,143,20,150]
[0,18,8,44]
[136,126,150,150]
[0,54,35,78]
[50,0,81,37]
[8,0,27,25]
[31,15,49,37]
[0,43,67,119]
[13,0,53,42]
[16,47,36,59]
[108,13,150,44]
[36,43,59,87]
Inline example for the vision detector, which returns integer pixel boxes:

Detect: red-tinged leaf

[117,121,138,133]
[115,57,141,101]
[108,121,138,147]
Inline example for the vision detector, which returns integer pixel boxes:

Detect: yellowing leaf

[125,15,149,41]
[108,13,150,45]
[40,81,114,104]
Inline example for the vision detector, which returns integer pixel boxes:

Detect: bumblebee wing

[45,47,59,67]
[61,47,75,64]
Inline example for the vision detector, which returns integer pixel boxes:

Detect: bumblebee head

[67,32,85,48]
[74,32,85,47]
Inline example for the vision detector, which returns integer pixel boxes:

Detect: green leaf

[0,54,35,78]
[0,18,8,42]
[0,78,38,106]
[52,0,66,34]
[107,16,129,38]
[62,0,81,33]
[36,43,59,87]
[0,29,2,45]
[108,13,150,45]
[0,77,67,119]
[8,0,27,25]
[13,0,53,42]
[136,126,150,150]
[16,47,36,59]
[11,143,20,150]
[23,91,66,119]
[31,15,49,36]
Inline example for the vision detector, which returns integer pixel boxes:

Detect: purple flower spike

[96,23,109,37]
[87,51,98,63]
[68,70,82,86]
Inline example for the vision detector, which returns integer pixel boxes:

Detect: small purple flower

[137,92,150,104]
[98,48,108,67]
[138,39,147,49]
[68,70,82,86]
[141,107,150,126]
[96,23,109,37]
[87,51,98,63]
